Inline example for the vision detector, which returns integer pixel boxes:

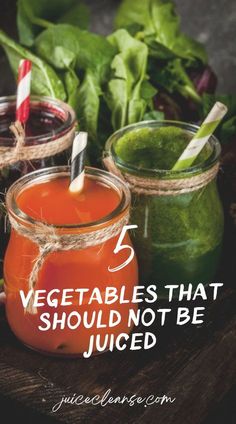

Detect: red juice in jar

[0,95,76,276]
[4,166,138,356]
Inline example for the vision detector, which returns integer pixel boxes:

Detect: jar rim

[105,120,221,178]
[0,95,77,146]
[6,166,131,231]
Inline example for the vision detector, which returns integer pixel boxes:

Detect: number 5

[108,225,138,273]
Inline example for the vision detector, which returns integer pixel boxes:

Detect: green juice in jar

[105,121,224,295]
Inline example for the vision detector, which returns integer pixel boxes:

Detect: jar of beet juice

[4,166,138,356]
[0,95,76,276]
[104,121,224,295]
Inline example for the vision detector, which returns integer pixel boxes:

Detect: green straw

[172,102,228,171]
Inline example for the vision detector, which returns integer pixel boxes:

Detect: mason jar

[104,121,224,296]
[0,95,76,276]
[4,166,138,356]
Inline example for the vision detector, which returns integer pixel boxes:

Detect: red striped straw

[16,59,32,124]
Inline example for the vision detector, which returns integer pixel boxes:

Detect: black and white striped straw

[69,131,88,193]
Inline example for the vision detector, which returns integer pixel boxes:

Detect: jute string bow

[103,155,220,196]
[0,121,75,169]
[9,211,129,315]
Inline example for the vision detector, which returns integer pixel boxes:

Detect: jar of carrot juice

[4,166,138,357]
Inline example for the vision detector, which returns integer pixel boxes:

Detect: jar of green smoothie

[104,121,224,295]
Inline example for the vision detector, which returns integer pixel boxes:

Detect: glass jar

[0,95,76,276]
[4,166,138,356]
[105,121,224,296]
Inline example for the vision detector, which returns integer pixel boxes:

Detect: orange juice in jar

[4,166,138,357]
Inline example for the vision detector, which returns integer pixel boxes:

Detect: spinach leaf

[35,24,116,142]
[143,110,164,121]
[57,3,89,27]
[105,29,153,130]
[36,44,77,80]
[150,1,207,64]
[64,68,80,112]
[17,0,89,46]
[140,80,157,109]
[34,24,115,83]
[115,0,207,64]
[115,0,151,32]
[202,94,236,144]
[0,30,66,100]
[77,70,101,144]
[143,35,176,60]
[150,58,201,103]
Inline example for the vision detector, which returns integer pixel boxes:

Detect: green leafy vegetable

[202,94,236,144]
[34,24,115,83]
[17,0,89,46]
[142,35,175,60]
[64,68,80,112]
[105,29,155,130]
[0,30,66,100]
[34,24,116,142]
[1,0,233,158]
[57,3,89,27]
[77,70,101,142]
[150,58,201,103]
[143,110,164,121]
[115,0,207,64]
[140,80,157,108]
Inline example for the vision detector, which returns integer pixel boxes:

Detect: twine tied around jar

[0,121,76,169]
[103,155,220,196]
[8,210,129,315]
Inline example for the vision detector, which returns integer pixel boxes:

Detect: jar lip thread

[6,166,131,231]
[105,120,221,179]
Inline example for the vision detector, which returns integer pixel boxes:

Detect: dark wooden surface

[0,1,236,423]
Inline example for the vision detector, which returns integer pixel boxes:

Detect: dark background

[0,0,236,95]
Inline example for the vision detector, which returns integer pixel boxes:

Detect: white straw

[69,132,88,193]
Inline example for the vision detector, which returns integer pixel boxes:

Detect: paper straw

[69,132,88,193]
[172,102,228,171]
[16,59,32,124]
